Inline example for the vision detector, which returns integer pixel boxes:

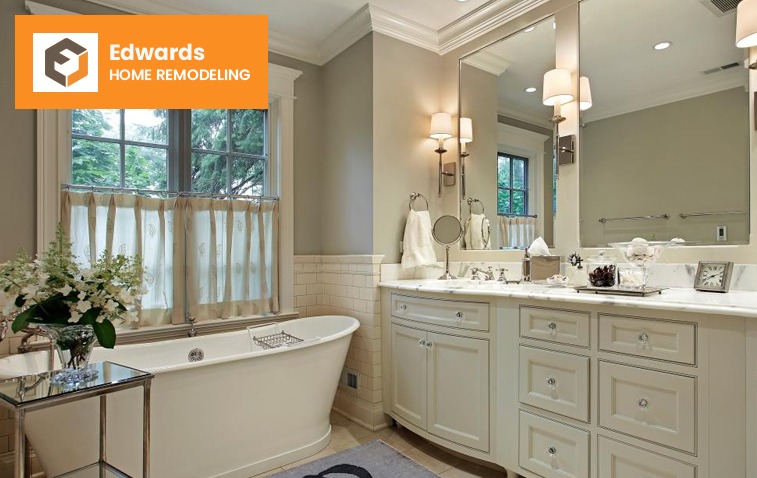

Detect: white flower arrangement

[0,226,145,348]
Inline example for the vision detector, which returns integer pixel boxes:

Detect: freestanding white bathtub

[0,315,359,478]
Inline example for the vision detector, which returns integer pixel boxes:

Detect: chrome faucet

[471,266,496,281]
[497,268,508,282]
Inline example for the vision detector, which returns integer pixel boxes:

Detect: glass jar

[587,250,617,287]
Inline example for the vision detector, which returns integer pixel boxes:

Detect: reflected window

[497,153,529,216]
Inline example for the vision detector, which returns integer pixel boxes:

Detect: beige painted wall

[321,34,374,255]
[581,87,750,246]
[371,33,443,263]
[268,53,324,255]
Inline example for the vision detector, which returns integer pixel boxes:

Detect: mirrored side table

[0,361,153,478]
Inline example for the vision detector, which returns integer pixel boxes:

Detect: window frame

[497,152,529,217]
[70,109,175,190]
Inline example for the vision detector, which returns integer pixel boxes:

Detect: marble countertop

[379,279,757,319]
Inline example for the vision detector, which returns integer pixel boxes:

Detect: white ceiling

[161,0,491,45]
[464,0,749,125]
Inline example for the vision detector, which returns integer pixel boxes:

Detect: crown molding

[583,73,748,122]
[78,0,547,66]
[269,31,322,65]
[439,0,550,55]
[498,100,553,128]
[462,50,511,75]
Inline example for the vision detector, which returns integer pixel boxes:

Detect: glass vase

[39,324,99,385]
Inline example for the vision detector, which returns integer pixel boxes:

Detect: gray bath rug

[271,441,440,478]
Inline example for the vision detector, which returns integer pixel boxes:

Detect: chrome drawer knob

[638,332,649,344]
[546,377,557,388]
[638,398,649,410]
[547,321,557,330]
[547,446,557,457]
[419,339,426,347]
[400,304,408,311]
[456,311,464,319]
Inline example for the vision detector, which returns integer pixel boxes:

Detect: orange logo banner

[16,15,268,109]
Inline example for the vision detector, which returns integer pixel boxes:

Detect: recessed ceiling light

[654,41,672,51]
[524,26,536,33]
[456,0,470,2]
[524,87,537,93]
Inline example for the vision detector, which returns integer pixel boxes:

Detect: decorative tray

[575,286,663,297]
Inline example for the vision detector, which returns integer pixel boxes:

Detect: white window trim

[36,63,302,314]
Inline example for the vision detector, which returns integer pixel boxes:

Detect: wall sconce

[737,0,757,69]
[579,76,593,111]
[459,117,473,199]
[430,112,454,197]
[543,68,575,173]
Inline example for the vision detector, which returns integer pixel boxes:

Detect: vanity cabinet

[381,287,750,478]
[389,320,490,452]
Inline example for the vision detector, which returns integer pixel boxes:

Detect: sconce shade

[430,113,453,139]
[579,76,593,111]
[737,0,757,48]
[460,117,473,143]
[542,68,574,106]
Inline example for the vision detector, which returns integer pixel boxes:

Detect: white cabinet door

[426,331,490,452]
[391,324,427,429]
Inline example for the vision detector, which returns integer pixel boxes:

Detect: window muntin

[190,109,268,195]
[497,153,529,216]
[71,109,169,190]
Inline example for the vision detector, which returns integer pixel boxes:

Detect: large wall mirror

[459,15,561,250]
[580,0,750,246]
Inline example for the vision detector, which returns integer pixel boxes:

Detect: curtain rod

[60,184,279,202]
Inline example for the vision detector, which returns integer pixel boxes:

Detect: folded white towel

[401,210,437,269]
[527,237,551,256]
[464,214,491,250]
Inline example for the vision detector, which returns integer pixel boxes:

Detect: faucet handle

[470,267,480,279]
[497,268,508,281]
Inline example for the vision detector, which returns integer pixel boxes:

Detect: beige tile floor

[253,413,510,478]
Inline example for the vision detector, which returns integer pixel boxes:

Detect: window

[71,109,169,190]
[497,153,529,216]
[190,109,268,195]
[70,109,269,195]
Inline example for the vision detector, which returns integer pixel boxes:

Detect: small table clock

[694,261,734,293]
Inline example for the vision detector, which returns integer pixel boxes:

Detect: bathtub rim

[0,315,360,378]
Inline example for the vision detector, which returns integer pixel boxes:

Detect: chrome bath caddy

[247,323,307,350]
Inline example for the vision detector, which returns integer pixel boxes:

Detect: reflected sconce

[430,112,455,197]
[459,117,473,199]
[542,68,576,172]
[737,0,757,69]
[579,76,593,111]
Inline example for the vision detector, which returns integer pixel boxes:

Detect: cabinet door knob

[546,377,557,388]
[455,311,464,319]
[638,332,649,344]
[638,398,649,410]
[400,304,408,311]
[547,446,557,457]
[426,341,433,349]
[419,339,426,347]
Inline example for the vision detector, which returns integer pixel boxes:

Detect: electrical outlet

[339,367,359,394]
[716,225,727,242]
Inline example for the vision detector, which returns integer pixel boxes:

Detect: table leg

[14,410,25,478]
[100,395,107,464]
[143,381,151,478]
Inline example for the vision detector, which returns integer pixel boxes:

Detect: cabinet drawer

[520,306,590,347]
[598,436,696,478]
[519,411,590,478]
[391,294,489,331]
[599,362,696,453]
[599,315,696,365]
[519,346,590,422]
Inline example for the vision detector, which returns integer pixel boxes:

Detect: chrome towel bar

[598,214,669,224]
[679,210,746,219]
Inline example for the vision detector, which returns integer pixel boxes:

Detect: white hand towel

[401,210,437,269]
[527,237,551,256]
[464,214,490,250]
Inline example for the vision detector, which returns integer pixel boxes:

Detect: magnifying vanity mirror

[432,215,464,279]
[459,15,561,250]
[579,0,750,246]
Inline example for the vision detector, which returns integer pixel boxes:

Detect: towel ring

[467,197,485,215]
[409,192,429,211]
